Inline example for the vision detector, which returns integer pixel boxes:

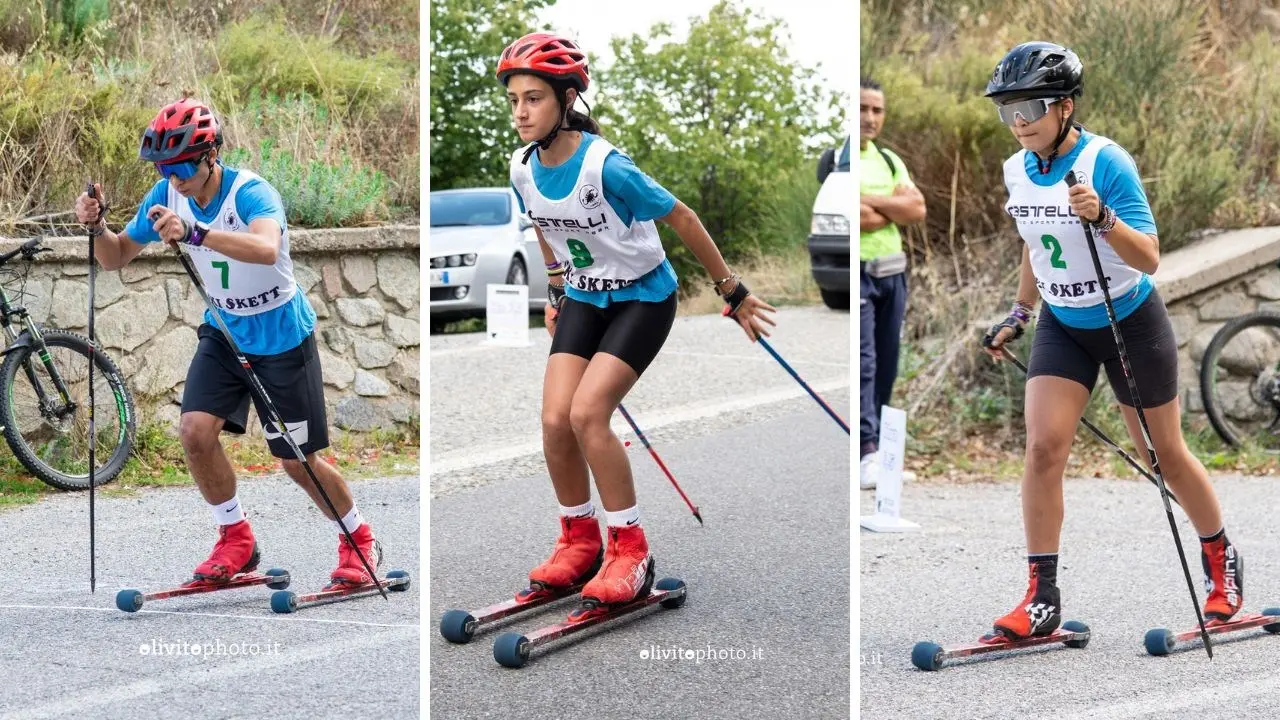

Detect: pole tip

[693,509,704,526]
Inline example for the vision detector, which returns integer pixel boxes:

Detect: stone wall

[1154,227,1280,414]
[0,226,420,434]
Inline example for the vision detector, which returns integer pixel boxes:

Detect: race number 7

[1041,235,1067,269]
[211,260,230,289]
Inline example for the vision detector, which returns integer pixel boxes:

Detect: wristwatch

[188,220,211,246]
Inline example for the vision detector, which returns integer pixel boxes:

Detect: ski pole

[85,181,98,594]
[1067,170,1210,659]
[999,348,1180,508]
[168,240,386,600]
[616,403,702,526]
[759,337,849,434]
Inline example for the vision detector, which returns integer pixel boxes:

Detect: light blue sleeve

[601,150,677,225]
[511,182,526,214]
[235,178,287,230]
[122,180,171,244]
[1096,144,1157,235]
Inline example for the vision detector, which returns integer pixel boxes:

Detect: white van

[808,135,852,309]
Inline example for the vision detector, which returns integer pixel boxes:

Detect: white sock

[335,505,365,535]
[560,500,596,518]
[604,505,641,528]
[211,496,245,526]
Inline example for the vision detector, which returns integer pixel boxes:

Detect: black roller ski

[440,580,589,645]
[492,573,688,669]
[116,569,291,613]
[911,620,1092,671]
[1144,607,1280,656]
[270,570,411,614]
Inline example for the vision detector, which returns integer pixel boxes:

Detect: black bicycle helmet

[985,41,1083,100]
[987,42,1084,174]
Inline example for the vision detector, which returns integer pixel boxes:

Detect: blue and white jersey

[511,132,679,308]
[1002,130,1159,329]
[125,165,316,355]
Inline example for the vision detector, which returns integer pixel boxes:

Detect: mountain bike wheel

[0,328,136,490]
[1199,311,1280,451]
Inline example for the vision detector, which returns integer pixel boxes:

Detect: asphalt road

[860,475,1280,720]
[0,473,421,720]
[429,305,852,719]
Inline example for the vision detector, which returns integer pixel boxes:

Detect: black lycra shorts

[550,292,677,375]
[1027,290,1179,408]
[181,324,330,458]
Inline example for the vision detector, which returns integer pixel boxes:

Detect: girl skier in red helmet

[495,32,777,620]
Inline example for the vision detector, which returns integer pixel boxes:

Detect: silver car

[429,187,547,332]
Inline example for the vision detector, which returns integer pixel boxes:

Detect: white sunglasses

[995,97,1061,126]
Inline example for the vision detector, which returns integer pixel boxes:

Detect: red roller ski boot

[1201,534,1244,624]
[328,523,384,589]
[525,514,604,599]
[186,519,260,587]
[570,524,655,622]
[987,563,1062,642]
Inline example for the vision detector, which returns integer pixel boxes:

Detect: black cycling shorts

[550,292,678,375]
[1027,290,1179,408]
[181,324,330,458]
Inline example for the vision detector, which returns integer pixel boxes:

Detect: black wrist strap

[548,282,566,309]
[724,280,750,315]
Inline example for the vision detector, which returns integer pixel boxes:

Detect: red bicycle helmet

[496,33,590,92]
[139,98,223,163]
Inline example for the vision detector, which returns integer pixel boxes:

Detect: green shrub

[223,139,387,228]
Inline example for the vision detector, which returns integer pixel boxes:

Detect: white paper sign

[859,405,919,533]
[484,284,531,347]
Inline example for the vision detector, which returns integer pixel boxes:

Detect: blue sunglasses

[155,153,207,180]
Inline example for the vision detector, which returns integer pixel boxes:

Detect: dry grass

[677,245,823,316]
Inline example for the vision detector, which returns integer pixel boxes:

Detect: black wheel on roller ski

[493,632,530,668]
[0,328,136,491]
[1061,620,1090,649]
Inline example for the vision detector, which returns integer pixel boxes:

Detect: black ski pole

[1066,170,1210,658]
[166,238,385,600]
[999,348,1180,508]
[85,181,98,594]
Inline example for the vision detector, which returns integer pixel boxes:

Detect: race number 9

[566,238,595,269]
[1041,235,1067,269]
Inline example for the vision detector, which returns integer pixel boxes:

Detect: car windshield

[430,192,511,227]
[836,136,850,172]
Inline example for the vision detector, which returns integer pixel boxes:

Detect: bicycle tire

[1199,310,1280,448]
[0,328,136,491]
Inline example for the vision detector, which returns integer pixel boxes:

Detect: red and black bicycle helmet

[496,32,590,93]
[139,98,223,163]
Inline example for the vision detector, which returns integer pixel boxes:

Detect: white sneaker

[859,453,879,490]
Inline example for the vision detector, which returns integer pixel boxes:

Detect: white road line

[6,626,416,720]
[660,349,850,367]
[1051,676,1280,720]
[431,377,850,474]
[0,604,419,629]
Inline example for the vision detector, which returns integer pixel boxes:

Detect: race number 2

[211,260,230,289]
[1041,234,1067,269]
[566,238,595,269]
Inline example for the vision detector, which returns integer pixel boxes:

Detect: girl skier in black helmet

[980,41,1243,641]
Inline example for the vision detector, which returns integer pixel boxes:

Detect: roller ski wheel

[910,620,1091,671]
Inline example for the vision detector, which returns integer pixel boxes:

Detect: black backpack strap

[878,147,897,178]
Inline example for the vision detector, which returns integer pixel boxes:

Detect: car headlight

[811,214,850,236]
[437,254,479,268]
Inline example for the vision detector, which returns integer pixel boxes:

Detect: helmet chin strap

[1036,105,1076,175]
[522,88,576,165]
